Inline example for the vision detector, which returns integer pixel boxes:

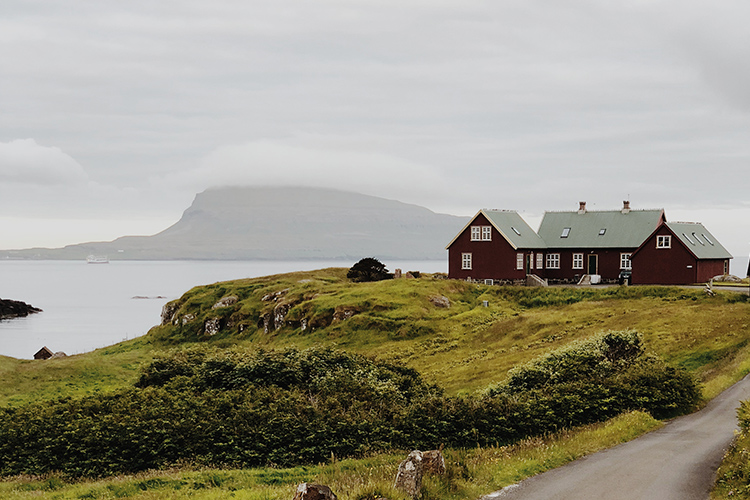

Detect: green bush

[0,336,699,478]
[347,258,392,283]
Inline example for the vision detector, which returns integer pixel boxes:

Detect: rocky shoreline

[0,298,42,320]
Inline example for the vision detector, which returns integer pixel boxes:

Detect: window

[561,227,571,238]
[546,253,560,269]
[724,260,729,274]
[620,253,632,270]
[462,253,472,270]
[471,226,491,241]
[516,253,524,270]
[573,253,584,269]
[657,235,671,248]
[511,226,521,236]
[536,253,544,269]
[599,228,606,236]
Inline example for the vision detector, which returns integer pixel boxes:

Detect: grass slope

[1,268,749,498]
[2,269,749,405]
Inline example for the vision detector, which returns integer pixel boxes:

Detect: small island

[0,298,42,320]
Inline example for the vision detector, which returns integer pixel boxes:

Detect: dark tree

[347,257,392,282]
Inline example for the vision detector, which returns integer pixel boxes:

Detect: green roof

[446,210,547,250]
[538,209,665,249]
[666,222,732,260]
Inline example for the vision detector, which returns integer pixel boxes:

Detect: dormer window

[702,233,714,245]
[561,227,571,238]
[692,232,704,245]
[683,233,695,245]
[511,226,521,236]
[599,228,606,236]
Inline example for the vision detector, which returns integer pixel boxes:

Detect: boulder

[274,302,291,330]
[212,295,238,309]
[204,317,222,336]
[394,450,423,498]
[428,295,451,308]
[161,301,179,325]
[262,289,289,302]
[422,447,446,475]
[292,483,338,500]
[333,305,360,322]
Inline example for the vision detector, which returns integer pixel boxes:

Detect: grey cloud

[0,0,749,254]
[0,139,88,185]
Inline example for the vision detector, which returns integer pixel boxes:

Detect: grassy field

[1,268,749,498]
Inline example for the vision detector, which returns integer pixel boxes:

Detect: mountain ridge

[1,186,469,260]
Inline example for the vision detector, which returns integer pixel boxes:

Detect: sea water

[0,259,445,359]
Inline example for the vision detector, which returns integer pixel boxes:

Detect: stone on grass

[394,450,423,498]
[292,483,337,500]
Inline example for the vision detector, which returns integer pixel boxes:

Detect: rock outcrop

[394,450,423,498]
[422,447,446,475]
[0,298,42,320]
[292,483,338,500]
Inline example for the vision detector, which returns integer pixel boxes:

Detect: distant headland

[0,187,469,261]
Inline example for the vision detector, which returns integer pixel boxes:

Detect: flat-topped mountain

[2,187,468,260]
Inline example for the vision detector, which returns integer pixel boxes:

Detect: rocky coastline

[0,298,42,320]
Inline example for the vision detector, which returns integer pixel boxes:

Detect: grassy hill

[2,269,748,407]
[1,269,749,499]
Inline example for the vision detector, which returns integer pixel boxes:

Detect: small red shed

[34,346,53,360]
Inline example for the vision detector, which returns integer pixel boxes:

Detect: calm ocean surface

[0,259,446,359]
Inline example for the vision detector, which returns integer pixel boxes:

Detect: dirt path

[482,376,750,500]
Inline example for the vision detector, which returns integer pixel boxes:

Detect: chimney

[578,201,587,214]
[622,200,631,214]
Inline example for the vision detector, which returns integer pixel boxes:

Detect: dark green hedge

[0,334,700,477]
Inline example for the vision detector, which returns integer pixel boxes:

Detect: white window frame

[620,253,632,270]
[516,253,524,270]
[470,226,492,241]
[546,253,560,269]
[656,235,671,248]
[572,253,584,270]
[536,253,544,269]
[462,253,472,270]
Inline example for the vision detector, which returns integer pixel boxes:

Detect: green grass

[1,268,749,497]
[2,271,749,404]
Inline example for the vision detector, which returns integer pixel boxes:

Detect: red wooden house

[535,202,665,282]
[630,222,732,285]
[446,202,732,285]
[445,209,546,283]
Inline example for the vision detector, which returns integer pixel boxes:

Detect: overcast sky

[1,1,748,265]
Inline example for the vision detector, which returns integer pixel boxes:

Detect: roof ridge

[543,208,663,214]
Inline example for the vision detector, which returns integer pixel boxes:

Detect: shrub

[347,258,392,283]
[0,336,700,477]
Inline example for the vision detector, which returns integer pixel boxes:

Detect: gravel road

[482,375,750,500]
